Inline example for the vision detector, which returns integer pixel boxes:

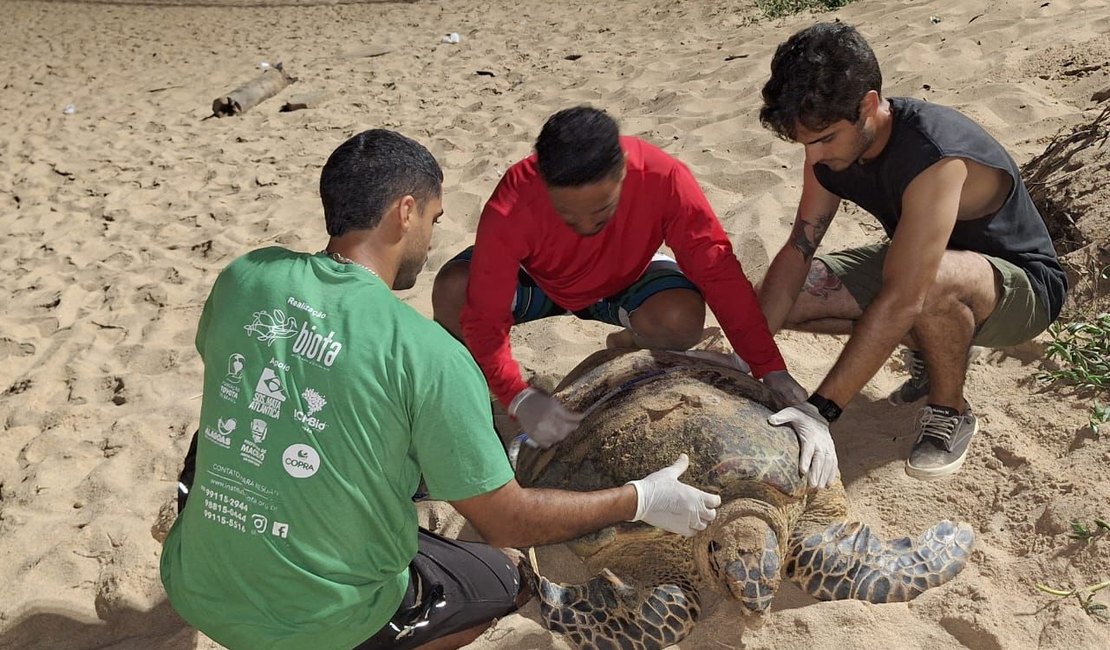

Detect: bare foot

[605,329,638,349]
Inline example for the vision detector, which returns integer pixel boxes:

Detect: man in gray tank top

[756,23,1066,480]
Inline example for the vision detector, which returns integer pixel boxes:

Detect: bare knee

[432,261,470,338]
[921,253,998,324]
[631,290,705,350]
[919,283,963,315]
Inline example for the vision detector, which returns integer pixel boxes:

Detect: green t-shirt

[160,247,514,649]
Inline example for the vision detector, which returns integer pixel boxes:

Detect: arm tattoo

[803,261,844,299]
[789,213,835,262]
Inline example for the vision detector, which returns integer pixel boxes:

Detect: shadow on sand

[0,599,197,650]
[835,393,920,485]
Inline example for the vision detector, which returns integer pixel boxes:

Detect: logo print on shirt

[249,368,287,419]
[244,309,299,346]
[220,353,246,403]
[250,418,268,443]
[251,514,269,533]
[226,354,245,383]
[303,389,326,416]
[256,368,286,400]
[282,444,320,478]
[271,522,290,538]
[204,416,236,449]
[240,418,269,467]
[295,387,328,433]
[291,322,343,367]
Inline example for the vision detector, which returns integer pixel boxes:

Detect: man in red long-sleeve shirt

[433,106,837,489]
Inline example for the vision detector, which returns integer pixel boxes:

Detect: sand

[1,0,1109,648]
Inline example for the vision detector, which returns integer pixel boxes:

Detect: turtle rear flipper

[536,569,700,650]
[786,519,974,603]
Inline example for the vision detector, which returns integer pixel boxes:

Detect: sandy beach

[2,0,1109,648]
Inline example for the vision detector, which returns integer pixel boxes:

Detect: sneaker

[888,346,984,405]
[905,404,978,480]
[888,349,930,405]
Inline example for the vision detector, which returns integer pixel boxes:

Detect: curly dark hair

[760,22,882,141]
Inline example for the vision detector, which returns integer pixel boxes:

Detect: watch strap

[806,393,843,423]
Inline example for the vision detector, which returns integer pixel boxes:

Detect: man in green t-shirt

[160,129,721,650]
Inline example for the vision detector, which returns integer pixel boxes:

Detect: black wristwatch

[806,393,843,423]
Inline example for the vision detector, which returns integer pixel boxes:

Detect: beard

[852,121,878,164]
[393,251,427,290]
[824,124,878,171]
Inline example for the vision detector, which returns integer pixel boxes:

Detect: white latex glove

[767,401,838,489]
[676,349,751,374]
[626,454,721,536]
[761,370,809,408]
[509,387,583,449]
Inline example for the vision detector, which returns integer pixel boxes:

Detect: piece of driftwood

[280,90,331,112]
[212,64,296,117]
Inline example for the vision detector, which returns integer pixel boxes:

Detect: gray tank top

[814,97,1067,320]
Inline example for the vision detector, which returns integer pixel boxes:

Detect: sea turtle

[515,348,974,650]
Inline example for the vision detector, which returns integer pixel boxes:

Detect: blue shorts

[449,246,699,328]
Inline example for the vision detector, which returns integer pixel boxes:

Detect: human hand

[761,370,809,408]
[627,454,721,536]
[767,402,838,489]
[509,387,584,449]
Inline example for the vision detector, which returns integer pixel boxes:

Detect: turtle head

[697,515,781,614]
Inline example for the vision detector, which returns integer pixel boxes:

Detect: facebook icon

[271,522,289,538]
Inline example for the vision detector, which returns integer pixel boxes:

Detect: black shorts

[175,434,523,649]
[354,529,523,649]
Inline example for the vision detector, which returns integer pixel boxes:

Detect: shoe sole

[905,451,968,480]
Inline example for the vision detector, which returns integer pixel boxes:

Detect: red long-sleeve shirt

[462,137,787,407]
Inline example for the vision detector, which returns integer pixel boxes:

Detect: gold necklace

[321,250,380,279]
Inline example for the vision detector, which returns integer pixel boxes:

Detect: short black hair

[760,22,882,141]
[319,129,443,237]
[534,106,624,187]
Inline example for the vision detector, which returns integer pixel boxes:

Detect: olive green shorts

[816,243,1051,348]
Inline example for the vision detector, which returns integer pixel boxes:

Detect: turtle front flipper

[786,518,974,603]
[535,569,700,650]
